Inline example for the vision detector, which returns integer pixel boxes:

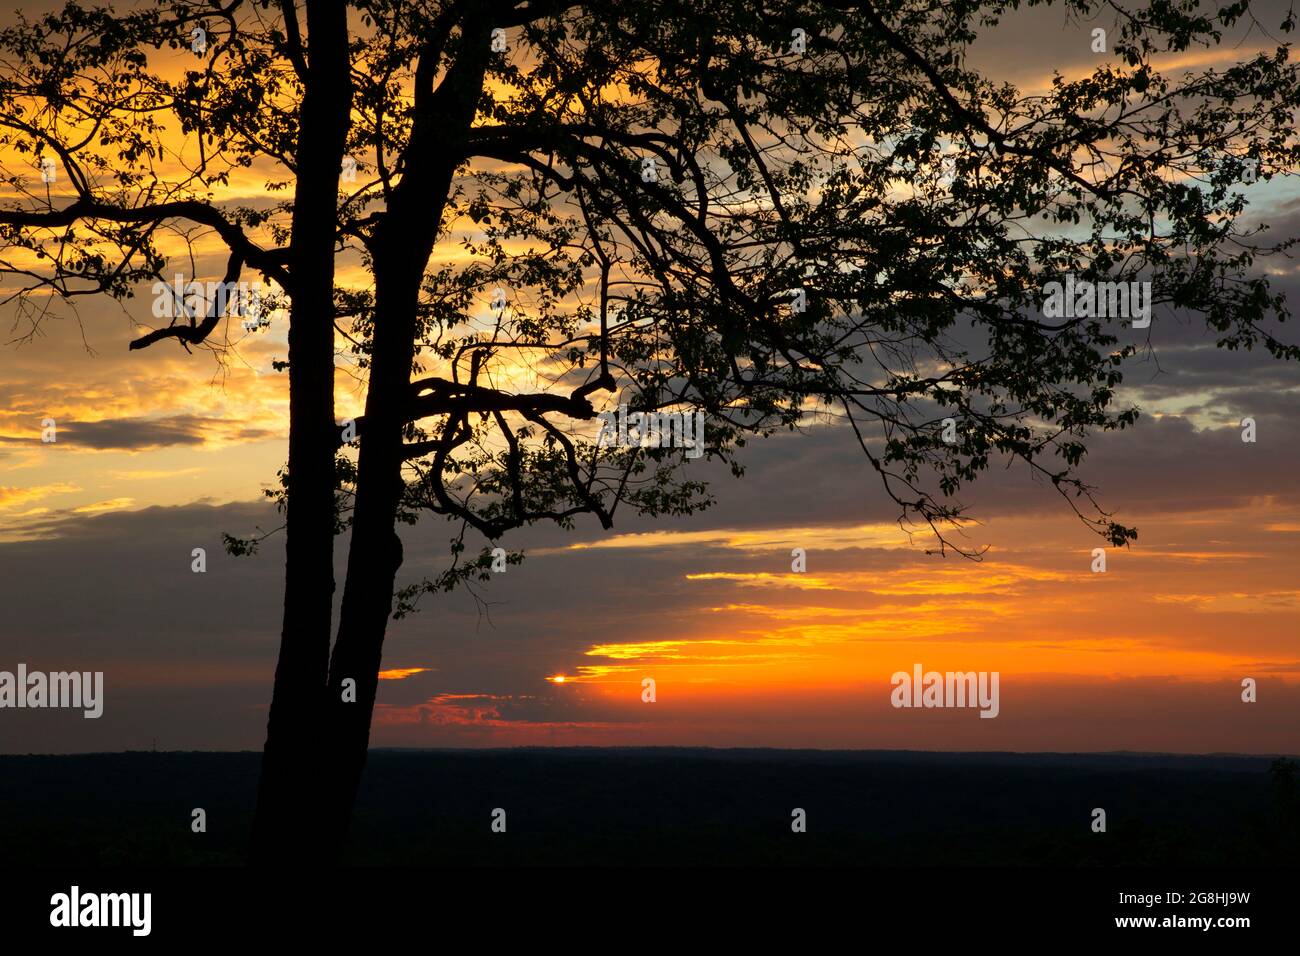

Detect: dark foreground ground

[1,748,1296,866]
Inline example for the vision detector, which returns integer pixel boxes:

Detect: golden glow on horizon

[523,505,1300,705]
[377,667,432,681]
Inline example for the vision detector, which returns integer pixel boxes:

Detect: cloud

[0,482,80,510]
[378,667,434,680]
[0,415,275,451]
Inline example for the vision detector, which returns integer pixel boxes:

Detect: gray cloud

[0,414,276,450]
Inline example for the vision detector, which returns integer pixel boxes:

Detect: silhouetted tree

[2,0,1298,862]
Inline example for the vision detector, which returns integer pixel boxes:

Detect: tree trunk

[251,0,353,865]
[319,239,429,856]
[318,21,494,855]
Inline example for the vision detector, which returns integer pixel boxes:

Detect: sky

[0,1,1298,754]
